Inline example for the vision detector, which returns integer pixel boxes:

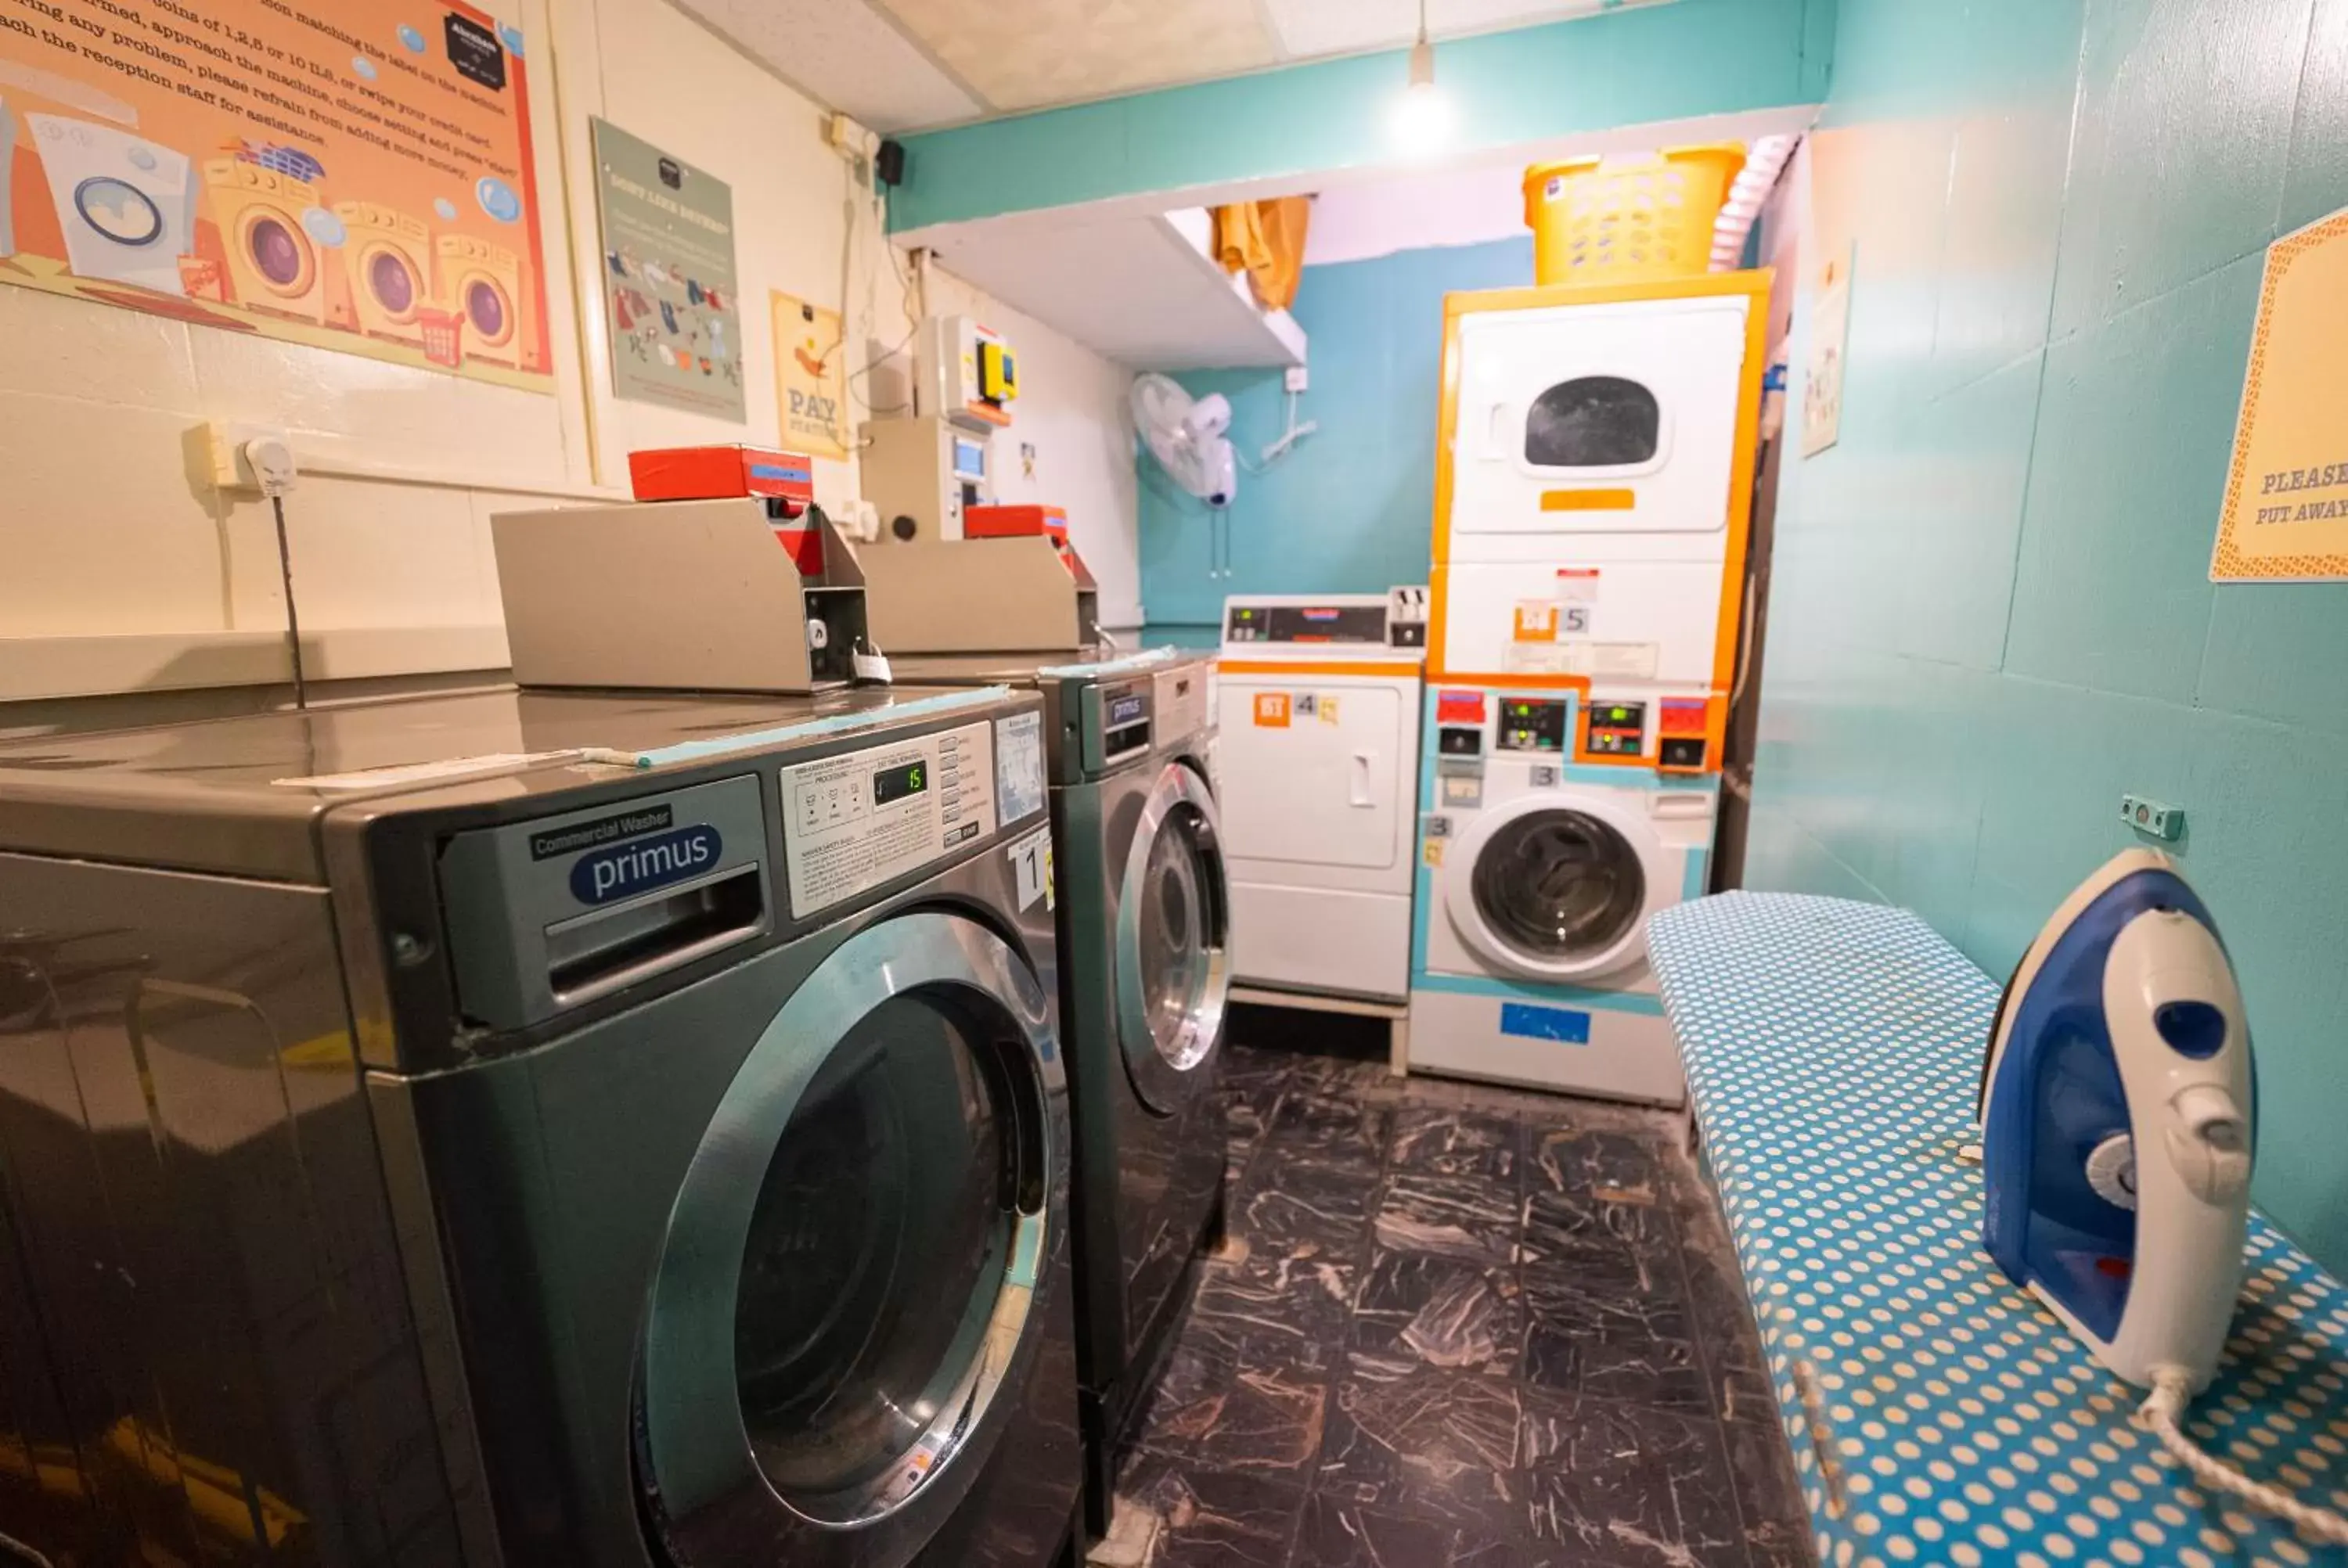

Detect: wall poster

[0,0,552,386]
[1801,243,1852,458]
[2212,203,2348,581]
[592,117,740,419]
[771,288,845,459]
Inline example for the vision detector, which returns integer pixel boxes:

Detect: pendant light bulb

[1392,28,1450,157]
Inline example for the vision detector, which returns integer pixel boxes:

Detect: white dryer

[1428,273,1769,692]
[1410,684,1716,1105]
[1215,589,1427,1003]
[27,113,195,296]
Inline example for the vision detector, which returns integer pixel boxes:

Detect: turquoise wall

[1139,238,1534,640]
[890,0,1835,231]
[1749,0,2348,1270]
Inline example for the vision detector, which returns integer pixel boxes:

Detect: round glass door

[1447,799,1658,982]
[733,992,1013,1511]
[639,912,1061,1565]
[1116,761,1229,1114]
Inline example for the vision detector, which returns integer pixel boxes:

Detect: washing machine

[0,683,1085,1568]
[204,157,330,323]
[337,200,434,345]
[440,232,524,366]
[1215,588,1427,1002]
[1409,682,1717,1106]
[890,648,1226,1532]
[1428,271,1770,688]
[27,113,196,295]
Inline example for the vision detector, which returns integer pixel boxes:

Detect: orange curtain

[1209,197,1311,312]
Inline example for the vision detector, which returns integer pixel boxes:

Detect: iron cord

[2137,1367,2348,1545]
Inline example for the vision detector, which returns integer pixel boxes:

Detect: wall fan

[1132,372,1237,509]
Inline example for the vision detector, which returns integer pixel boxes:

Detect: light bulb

[1391,39,1450,156]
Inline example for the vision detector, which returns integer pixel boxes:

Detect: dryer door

[1115,760,1230,1115]
[1443,792,1669,982]
[637,910,1061,1566]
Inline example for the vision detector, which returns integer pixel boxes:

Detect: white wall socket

[204,422,295,492]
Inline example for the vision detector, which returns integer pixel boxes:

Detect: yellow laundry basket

[1522,144,1746,285]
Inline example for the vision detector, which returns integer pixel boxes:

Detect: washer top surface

[891,645,1202,689]
[0,682,1005,879]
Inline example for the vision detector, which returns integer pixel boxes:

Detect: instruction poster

[1802,243,1852,457]
[0,0,552,386]
[2212,203,2348,581]
[592,117,740,419]
[772,288,846,458]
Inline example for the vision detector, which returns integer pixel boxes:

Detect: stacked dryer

[1412,272,1771,1104]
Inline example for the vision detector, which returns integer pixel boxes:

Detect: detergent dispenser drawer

[438,775,773,1030]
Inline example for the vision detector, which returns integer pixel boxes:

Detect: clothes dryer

[1214,590,1426,1002]
[204,156,330,322]
[0,684,1083,1568]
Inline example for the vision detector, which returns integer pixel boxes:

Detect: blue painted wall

[1138,238,1534,640]
[891,0,1836,231]
[1749,0,2348,1271]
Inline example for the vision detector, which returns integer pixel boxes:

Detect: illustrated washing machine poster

[2,98,15,257]
[1442,289,1753,546]
[28,114,197,296]
[439,232,524,365]
[203,156,330,323]
[337,200,433,343]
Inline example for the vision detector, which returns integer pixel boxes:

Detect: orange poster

[0,0,553,387]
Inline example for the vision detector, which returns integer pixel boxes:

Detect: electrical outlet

[203,421,295,492]
[1283,365,1309,394]
[2119,793,2184,840]
[826,112,877,162]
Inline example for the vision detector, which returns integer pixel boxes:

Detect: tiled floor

[1108,1018,1811,1568]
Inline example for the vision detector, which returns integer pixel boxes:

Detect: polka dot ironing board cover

[1647,891,2348,1568]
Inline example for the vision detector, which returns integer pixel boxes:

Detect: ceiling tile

[1264,0,1617,62]
[874,0,1280,111]
[672,0,985,131]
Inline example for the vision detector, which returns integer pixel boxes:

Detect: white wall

[0,0,1140,699]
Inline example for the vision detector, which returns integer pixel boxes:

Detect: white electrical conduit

[1712,133,1799,270]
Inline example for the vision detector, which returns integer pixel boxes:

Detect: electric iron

[1979,847,2253,1393]
[1977,850,2348,1539]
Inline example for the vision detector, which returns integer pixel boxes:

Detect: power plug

[205,421,297,494]
[243,436,297,498]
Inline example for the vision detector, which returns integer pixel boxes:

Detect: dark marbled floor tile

[1372,1172,1522,1269]
[1115,1455,1307,1567]
[1348,1250,1521,1376]
[1517,1180,1676,1282]
[1190,1248,1356,1372]
[1524,1127,1663,1203]
[1314,1354,1525,1535]
[1518,1261,1708,1412]
[1262,1091,1393,1167]
[1388,1106,1525,1184]
[1287,1494,1459,1568]
[1515,1388,1748,1568]
[1220,1042,1303,1093]
[1223,1083,1286,1186]
[1721,1404,1812,1566]
[1229,1154,1383,1258]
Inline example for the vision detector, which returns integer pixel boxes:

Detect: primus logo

[570,825,722,904]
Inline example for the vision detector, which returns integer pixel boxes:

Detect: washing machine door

[1115,759,1230,1114]
[637,910,1061,1566]
[1443,791,1668,982]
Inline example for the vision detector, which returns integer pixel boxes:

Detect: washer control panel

[782,720,999,919]
[1495,697,1568,753]
[1583,700,1648,758]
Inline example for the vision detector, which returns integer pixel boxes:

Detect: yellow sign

[0,0,551,386]
[772,290,847,459]
[2213,205,2348,581]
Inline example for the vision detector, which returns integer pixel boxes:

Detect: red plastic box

[629,445,816,510]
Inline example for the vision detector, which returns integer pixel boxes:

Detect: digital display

[873,760,927,805]
[1496,699,1567,753]
[953,439,988,479]
[1108,692,1148,727]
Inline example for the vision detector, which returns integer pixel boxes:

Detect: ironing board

[1647,890,2348,1568]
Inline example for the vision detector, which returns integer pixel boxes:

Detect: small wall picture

[1802,243,1853,458]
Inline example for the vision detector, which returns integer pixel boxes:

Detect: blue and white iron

[1979,847,2254,1393]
